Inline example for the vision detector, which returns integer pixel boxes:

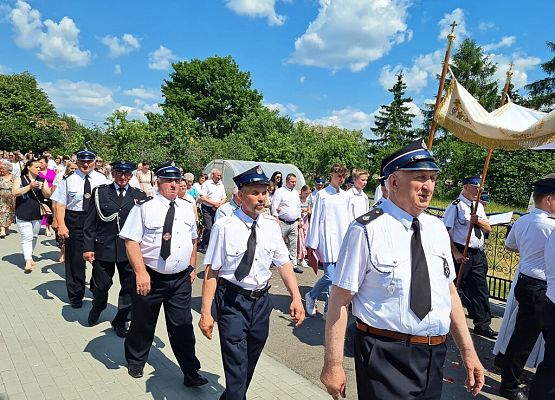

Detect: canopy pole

[427,21,457,150]
[456,65,513,288]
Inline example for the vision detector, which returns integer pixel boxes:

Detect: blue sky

[1,0,553,138]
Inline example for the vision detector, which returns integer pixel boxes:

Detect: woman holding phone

[12,160,52,272]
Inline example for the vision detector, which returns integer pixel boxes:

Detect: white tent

[203,159,306,194]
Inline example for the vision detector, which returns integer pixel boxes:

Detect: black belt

[519,273,547,287]
[146,265,192,279]
[218,278,270,299]
[278,218,297,224]
[66,210,86,215]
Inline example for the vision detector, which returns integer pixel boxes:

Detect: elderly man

[119,161,207,387]
[51,148,108,308]
[198,168,226,253]
[199,165,304,400]
[321,139,484,400]
[444,176,496,339]
[83,161,147,337]
[272,173,303,273]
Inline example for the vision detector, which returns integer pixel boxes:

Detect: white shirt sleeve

[119,205,144,243]
[333,223,369,293]
[306,192,322,249]
[50,177,68,205]
[203,222,225,269]
[271,188,282,217]
[505,221,518,250]
[443,204,456,229]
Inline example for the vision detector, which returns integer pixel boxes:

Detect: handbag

[26,176,52,216]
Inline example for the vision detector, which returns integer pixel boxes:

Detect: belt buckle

[248,289,258,299]
[428,335,432,346]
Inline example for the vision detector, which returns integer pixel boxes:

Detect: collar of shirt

[75,169,89,179]
[156,193,180,208]
[380,199,415,231]
[234,206,256,228]
[532,208,551,218]
[209,179,222,186]
[230,197,238,208]
[458,194,473,206]
[324,185,341,195]
[113,183,129,191]
[350,187,364,196]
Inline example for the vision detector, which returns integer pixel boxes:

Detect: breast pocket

[143,220,163,245]
[225,241,247,264]
[369,252,399,288]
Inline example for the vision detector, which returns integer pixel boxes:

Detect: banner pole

[427,21,457,150]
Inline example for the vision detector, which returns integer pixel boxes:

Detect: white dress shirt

[204,207,290,290]
[306,185,350,263]
[119,194,197,274]
[373,185,383,204]
[544,230,555,303]
[50,169,108,211]
[271,185,301,222]
[505,208,555,281]
[215,197,239,222]
[200,179,226,206]
[443,194,489,249]
[347,187,370,221]
[334,199,455,336]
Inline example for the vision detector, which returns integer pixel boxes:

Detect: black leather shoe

[128,365,143,378]
[499,388,528,400]
[88,309,101,326]
[113,324,128,338]
[70,301,83,309]
[473,327,498,339]
[293,267,304,274]
[183,370,208,387]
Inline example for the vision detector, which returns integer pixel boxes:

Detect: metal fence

[425,206,522,302]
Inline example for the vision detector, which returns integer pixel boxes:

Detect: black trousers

[90,259,134,327]
[454,243,492,330]
[64,211,87,305]
[354,329,447,399]
[216,284,272,400]
[501,275,547,392]
[200,204,216,249]
[125,267,201,374]
[529,298,555,400]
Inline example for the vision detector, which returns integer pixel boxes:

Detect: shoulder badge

[373,200,383,207]
[355,208,384,225]
[452,199,460,206]
[63,171,74,180]
[97,183,108,189]
[136,196,153,206]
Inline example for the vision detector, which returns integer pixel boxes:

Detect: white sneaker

[300,260,309,269]
[305,292,316,316]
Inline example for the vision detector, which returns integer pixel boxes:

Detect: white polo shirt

[50,169,108,211]
[271,185,301,222]
[200,179,226,206]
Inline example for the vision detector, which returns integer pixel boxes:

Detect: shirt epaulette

[452,199,460,206]
[261,214,280,224]
[356,208,384,225]
[136,197,153,206]
[63,172,74,180]
[373,200,383,207]
[97,183,108,189]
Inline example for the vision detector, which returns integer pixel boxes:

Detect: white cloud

[118,99,162,120]
[478,21,495,31]
[101,33,140,57]
[148,45,178,70]
[489,52,541,89]
[299,75,305,83]
[8,1,90,68]
[438,8,467,43]
[0,65,11,74]
[114,64,121,74]
[40,80,118,117]
[298,107,375,132]
[225,0,285,26]
[123,87,160,100]
[264,102,298,114]
[482,36,516,52]
[289,0,412,72]
[379,50,442,93]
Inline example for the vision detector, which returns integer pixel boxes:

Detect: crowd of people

[1,142,555,400]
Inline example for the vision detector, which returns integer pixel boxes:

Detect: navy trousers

[64,210,87,305]
[125,267,201,374]
[354,330,447,399]
[528,298,555,399]
[216,284,272,400]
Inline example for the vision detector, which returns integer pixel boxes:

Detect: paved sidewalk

[0,228,330,400]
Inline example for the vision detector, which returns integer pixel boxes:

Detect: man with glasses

[51,148,108,308]
[83,161,147,337]
[198,168,226,253]
[119,161,208,387]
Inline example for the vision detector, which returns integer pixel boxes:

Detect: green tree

[525,41,555,111]
[371,73,416,146]
[161,55,263,139]
[0,72,63,151]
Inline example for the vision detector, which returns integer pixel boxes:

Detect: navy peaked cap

[110,160,135,172]
[381,139,439,179]
[76,148,96,161]
[233,165,269,188]
[154,161,182,179]
[532,178,555,194]
[462,176,481,186]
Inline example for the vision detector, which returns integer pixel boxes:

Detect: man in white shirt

[346,168,369,221]
[215,185,241,222]
[198,168,226,253]
[272,173,303,273]
[443,176,496,340]
[498,178,555,400]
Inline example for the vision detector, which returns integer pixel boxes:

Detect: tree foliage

[161,56,263,139]
[525,41,555,111]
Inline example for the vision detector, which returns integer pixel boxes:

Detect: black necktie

[116,187,125,205]
[470,202,482,239]
[410,218,431,320]
[235,220,257,281]
[83,175,91,212]
[160,201,175,260]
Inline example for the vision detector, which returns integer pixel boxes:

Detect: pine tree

[371,73,417,146]
[525,41,555,111]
